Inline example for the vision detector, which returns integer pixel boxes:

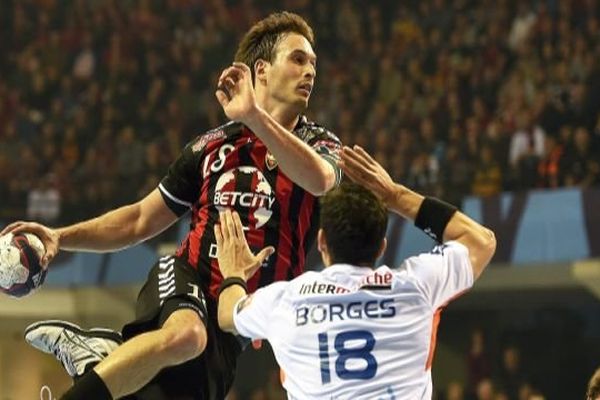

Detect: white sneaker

[25,320,122,377]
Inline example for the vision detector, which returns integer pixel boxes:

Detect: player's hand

[214,209,274,281]
[339,145,397,207]
[215,62,260,125]
[0,221,59,268]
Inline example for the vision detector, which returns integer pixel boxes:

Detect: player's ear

[376,238,387,260]
[254,59,269,86]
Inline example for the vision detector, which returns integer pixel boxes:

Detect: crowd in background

[1,1,599,398]
[1,0,600,225]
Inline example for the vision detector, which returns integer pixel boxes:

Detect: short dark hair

[234,12,314,81]
[320,182,388,265]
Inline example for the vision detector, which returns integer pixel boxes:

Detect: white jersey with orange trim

[233,241,474,400]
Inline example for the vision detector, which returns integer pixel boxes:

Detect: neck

[256,91,300,131]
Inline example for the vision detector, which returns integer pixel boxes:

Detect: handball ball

[0,232,47,298]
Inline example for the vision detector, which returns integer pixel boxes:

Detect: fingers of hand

[231,211,246,241]
[353,145,377,164]
[341,149,369,175]
[0,221,25,236]
[41,249,56,269]
[216,85,232,102]
[224,209,238,240]
[219,211,230,241]
[343,146,373,171]
[214,223,223,248]
[232,62,250,74]
[258,246,275,263]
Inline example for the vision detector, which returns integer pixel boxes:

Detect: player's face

[266,33,317,110]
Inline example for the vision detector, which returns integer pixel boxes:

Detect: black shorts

[121,255,244,400]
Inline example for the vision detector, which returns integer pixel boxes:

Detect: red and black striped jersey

[158,116,343,299]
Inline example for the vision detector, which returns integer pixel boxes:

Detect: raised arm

[215,62,336,196]
[1,188,179,266]
[340,145,496,279]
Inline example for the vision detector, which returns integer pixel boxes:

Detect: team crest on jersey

[265,151,278,170]
[192,130,226,153]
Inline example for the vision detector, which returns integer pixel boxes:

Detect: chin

[294,97,309,110]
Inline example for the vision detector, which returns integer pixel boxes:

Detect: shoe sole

[24,320,123,344]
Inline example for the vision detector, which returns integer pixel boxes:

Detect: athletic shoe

[25,320,122,377]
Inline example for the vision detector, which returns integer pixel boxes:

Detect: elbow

[484,228,497,260]
[478,228,497,273]
[308,168,337,196]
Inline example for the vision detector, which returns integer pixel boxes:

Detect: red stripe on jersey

[294,193,316,277]
[273,174,294,282]
[187,207,208,268]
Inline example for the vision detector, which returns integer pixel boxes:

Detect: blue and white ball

[0,232,47,298]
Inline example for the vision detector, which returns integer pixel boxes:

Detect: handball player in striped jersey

[2,12,342,400]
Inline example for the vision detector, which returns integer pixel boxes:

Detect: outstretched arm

[340,145,496,279]
[1,189,178,266]
[215,62,337,196]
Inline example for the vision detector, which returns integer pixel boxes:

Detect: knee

[159,311,207,363]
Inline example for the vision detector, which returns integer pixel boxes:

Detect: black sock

[61,369,113,400]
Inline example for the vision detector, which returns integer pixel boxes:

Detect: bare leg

[94,309,206,398]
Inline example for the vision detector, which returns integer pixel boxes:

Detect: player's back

[267,264,441,400]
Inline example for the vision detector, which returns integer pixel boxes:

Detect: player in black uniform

[3,12,342,400]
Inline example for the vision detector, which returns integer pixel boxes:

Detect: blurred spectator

[509,111,546,189]
[446,380,465,400]
[561,127,600,187]
[537,136,564,188]
[496,346,529,400]
[466,328,493,396]
[26,173,61,224]
[472,145,503,197]
[476,378,496,400]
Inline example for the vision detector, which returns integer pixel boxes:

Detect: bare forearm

[57,189,178,253]
[217,285,246,333]
[386,183,425,221]
[387,183,495,276]
[245,108,335,195]
[57,204,148,252]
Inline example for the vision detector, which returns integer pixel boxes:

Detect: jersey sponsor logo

[192,130,226,153]
[358,271,393,290]
[214,166,275,228]
[295,299,396,326]
[299,281,350,295]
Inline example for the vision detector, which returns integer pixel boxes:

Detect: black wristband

[218,277,248,296]
[414,197,458,243]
